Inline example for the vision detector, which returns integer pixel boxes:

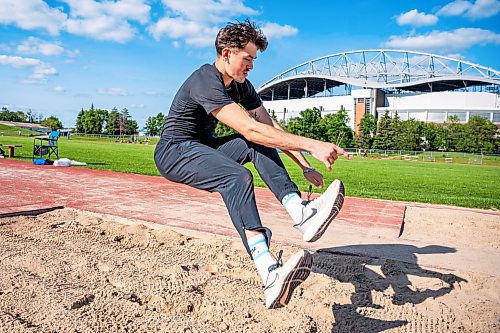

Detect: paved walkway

[1,159,406,251]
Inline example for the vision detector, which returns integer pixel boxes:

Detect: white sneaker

[264,249,312,309]
[294,179,345,242]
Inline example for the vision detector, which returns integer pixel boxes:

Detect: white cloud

[0,54,41,68]
[161,0,258,23]
[0,0,151,43]
[144,91,159,96]
[17,37,65,56]
[396,9,438,27]
[148,16,217,46]
[103,0,152,24]
[30,64,57,80]
[0,0,67,35]
[66,15,135,43]
[0,54,58,83]
[63,0,150,23]
[98,87,130,96]
[149,0,296,47]
[437,0,471,16]
[17,37,80,60]
[62,0,151,43]
[53,85,66,93]
[437,0,500,19]
[130,104,145,108]
[261,23,298,39]
[1,0,297,47]
[385,28,500,52]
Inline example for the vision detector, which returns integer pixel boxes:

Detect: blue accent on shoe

[282,193,299,206]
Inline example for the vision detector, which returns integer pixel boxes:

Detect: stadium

[257,49,500,133]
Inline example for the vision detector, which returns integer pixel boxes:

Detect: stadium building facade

[257,50,500,133]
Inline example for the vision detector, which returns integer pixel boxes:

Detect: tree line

[75,105,138,135]
[357,111,498,153]
[4,104,498,153]
[237,107,498,154]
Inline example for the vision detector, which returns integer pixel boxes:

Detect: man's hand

[303,168,324,188]
[310,142,351,171]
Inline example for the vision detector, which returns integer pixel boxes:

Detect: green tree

[390,112,402,149]
[445,116,465,151]
[75,109,85,133]
[394,119,422,151]
[145,116,156,136]
[119,108,130,135]
[125,119,138,135]
[356,113,377,149]
[457,116,497,153]
[83,109,101,133]
[40,116,63,130]
[425,123,451,151]
[420,122,438,151]
[145,112,166,136]
[287,108,324,139]
[105,108,120,135]
[156,113,166,135]
[320,106,354,147]
[0,107,25,122]
[75,106,108,134]
[373,111,393,150]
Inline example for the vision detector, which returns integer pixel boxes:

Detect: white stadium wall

[263,90,500,131]
[380,91,500,123]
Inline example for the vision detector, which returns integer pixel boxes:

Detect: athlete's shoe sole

[265,250,313,309]
[302,179,345,242]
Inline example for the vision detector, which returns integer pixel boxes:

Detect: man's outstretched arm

[212,103,349,171]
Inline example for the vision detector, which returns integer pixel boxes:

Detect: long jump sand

[0,205,498,332]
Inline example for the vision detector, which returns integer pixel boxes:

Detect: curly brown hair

[215,19,268,55]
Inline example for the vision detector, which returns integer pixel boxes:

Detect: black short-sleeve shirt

[161,64,262,142]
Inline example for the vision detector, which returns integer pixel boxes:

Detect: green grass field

[1,134,499,210]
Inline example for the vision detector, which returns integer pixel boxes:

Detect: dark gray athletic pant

[154,134,300,256]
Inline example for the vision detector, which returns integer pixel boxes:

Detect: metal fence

[345,148,499,164]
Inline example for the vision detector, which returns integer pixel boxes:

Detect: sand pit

[0,207,498,332]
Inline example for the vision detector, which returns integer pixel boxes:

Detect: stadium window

[408,112,426,121]
[427,112,446,122]
[469,112,490,120]
[447,112,466,122]
[493,113,500,123]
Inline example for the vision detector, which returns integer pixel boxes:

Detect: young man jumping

[155,20,349,309]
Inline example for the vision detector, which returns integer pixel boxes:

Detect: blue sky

[1,0,499,128]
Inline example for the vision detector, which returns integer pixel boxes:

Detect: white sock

[282,192,306,224]
[248,233,276,283]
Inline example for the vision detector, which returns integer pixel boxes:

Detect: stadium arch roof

[257,49,500,100]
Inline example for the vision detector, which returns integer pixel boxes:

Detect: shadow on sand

[312,244,467,333]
